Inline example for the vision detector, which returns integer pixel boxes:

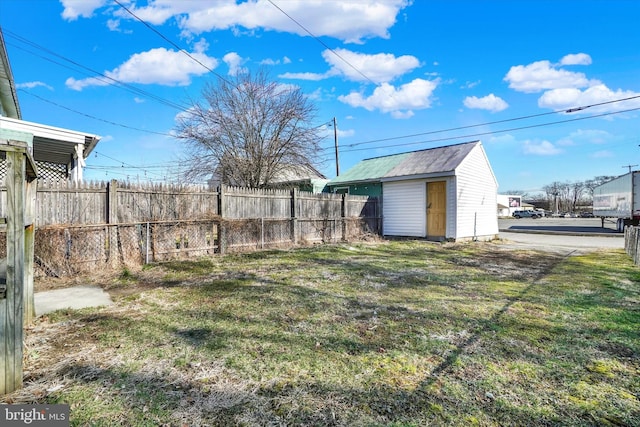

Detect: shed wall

[382,180,426,237]
[454,144,498,240]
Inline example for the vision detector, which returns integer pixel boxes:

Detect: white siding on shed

[383,180,425,236]
[454,144,498,239]
[444,177,456,239]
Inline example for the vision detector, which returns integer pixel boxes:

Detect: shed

[326,141,498,241]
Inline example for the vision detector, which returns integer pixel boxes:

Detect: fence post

[634,227,640,266]
[1,141,37,395]
[218,186,226,254]
[107,180,119,266]
[23,167,37,325]
[378,196,383,235]
[291,188,298,245]
[341,194,347,241]
[145,222,150,264]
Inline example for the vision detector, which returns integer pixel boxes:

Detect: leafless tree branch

[175,70,325,187]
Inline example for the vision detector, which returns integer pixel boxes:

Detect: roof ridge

[362,139,480,161]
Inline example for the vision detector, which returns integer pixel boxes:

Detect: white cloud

[538,84,640,112]
[461,80,480,89]
[192,38,210,54]
[591,150,613,158]
[557,129,611,146]
[523,140,562,156]
[560,53,592,66]
[261,56,293,66]
[505,53,640,116]
[463,94,508,112]
[337,128,355,138]
[181,0,411,43]
[281,49,420,84]
[223,52,247,76]
[504,59,592,93]
[306,88,324,101]
[83,0,410,43]
[16,81,53,90]
[321,49,420,83]
[60,0,106,20]
[66,47,217,90]
[338,78,439,118]
[113,1,178,26]
[107,19,120,31]
[279,71,327,81]
[487,134,516,145]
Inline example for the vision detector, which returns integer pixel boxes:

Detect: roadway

[497,217,624,253]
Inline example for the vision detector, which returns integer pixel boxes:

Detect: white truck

[593,171,640,232]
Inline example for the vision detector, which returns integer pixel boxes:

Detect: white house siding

[454,144,498,240]
[383,180,426,237]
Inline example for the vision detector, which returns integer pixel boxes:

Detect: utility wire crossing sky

[1,0,639,193]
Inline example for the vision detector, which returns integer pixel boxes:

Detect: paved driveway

[498,217,624,254]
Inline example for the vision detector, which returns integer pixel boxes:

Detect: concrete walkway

[34,285,113,317]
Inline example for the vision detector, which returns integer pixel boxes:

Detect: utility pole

[333,117,340,176]
[623,164,638,173]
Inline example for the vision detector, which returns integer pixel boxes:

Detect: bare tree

[570,181,585,212]
[175,70,324,187]
[543,181,564,213]
[584,176,616,196]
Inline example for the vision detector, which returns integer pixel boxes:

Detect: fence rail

[0,180,380,276]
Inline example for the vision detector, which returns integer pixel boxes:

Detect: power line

[314,102,640,159]
[89,151,188,181]
[18,89,174,137]
[113,0,232,85]
[338,94,640,150]
[339,105,640,154]
[267,0,379,86]
[3,29,189,111]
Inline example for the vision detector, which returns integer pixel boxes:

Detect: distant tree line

[502,175,617,214]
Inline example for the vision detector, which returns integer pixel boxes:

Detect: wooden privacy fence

[624,226,640,265]
[0,180,380,276]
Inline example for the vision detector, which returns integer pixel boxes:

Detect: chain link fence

[4,216,379,277]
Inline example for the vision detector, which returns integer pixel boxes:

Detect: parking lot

[499,216,619,235]
[498,217,624,253]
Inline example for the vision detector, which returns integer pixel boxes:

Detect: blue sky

[1,0,639,193]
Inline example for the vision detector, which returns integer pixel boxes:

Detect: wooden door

[427,181,446,237]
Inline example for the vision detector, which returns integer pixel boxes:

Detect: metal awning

[0,116,100,165]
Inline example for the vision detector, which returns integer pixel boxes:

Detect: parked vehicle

[512,210,540,219]
[593,171,640,232]
[580,212,595,218]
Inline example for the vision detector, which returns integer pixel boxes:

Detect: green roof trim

[328,152,410,185]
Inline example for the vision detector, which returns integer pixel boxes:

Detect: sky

[1,0,640,194]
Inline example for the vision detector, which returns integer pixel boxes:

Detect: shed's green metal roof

[328,141,482,186]
[328,152,410,185]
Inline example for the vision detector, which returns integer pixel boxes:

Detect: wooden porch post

[1,140,37,395]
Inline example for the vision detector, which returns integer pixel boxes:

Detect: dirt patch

[451,245,563,281]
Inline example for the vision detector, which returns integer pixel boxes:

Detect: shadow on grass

[419,250,578,383]
[27,244,639,425]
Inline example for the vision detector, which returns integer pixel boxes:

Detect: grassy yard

[3,240,639,426]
